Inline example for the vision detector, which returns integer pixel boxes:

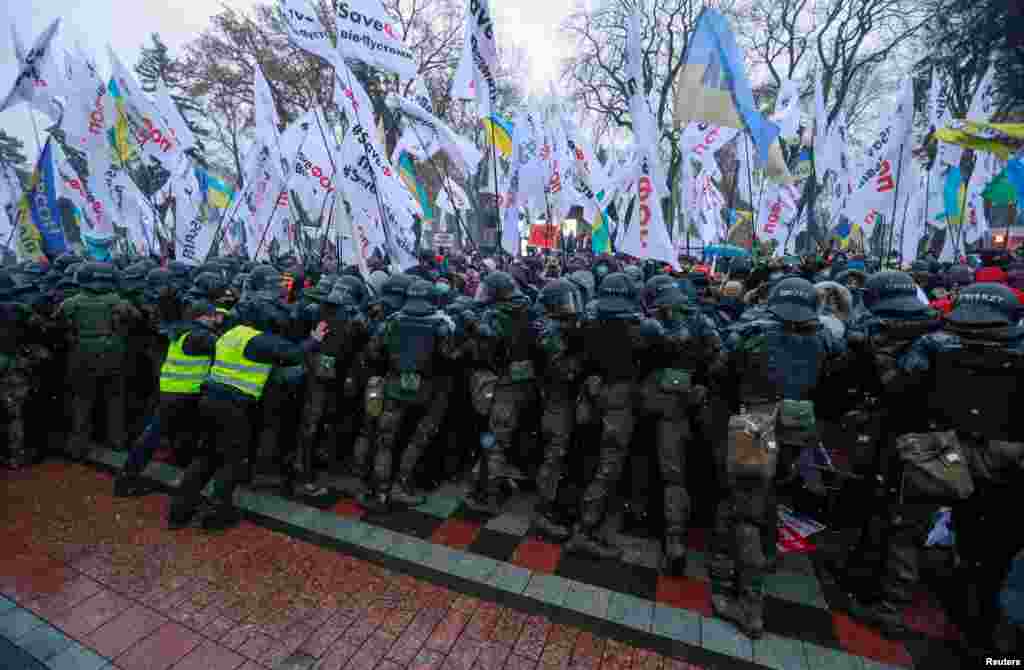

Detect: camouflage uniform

[0,272,51,467]
[56,263,141,458]
[711,278,846,638]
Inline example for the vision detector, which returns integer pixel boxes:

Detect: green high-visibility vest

[159,331,213,395]
[208,325,272,398]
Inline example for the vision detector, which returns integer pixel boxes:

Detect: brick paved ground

[0,462,719,670]
[0,460,958,669]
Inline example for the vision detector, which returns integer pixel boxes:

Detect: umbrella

[704,244,751,258]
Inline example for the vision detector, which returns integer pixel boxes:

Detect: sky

[1,0,575,162]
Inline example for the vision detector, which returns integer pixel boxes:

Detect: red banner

[528,223,558,249]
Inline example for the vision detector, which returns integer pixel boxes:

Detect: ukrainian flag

[106,78,137,165]
[482,115,514,159]
[203,170,235,211]
[398,152,433,221]
[943,167,967,228]
[591,191,611,254]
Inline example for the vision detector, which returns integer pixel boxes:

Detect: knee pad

[733,485,770,523]
[378,409,401,439]
[490,400,516,434]
[735,523,765,571]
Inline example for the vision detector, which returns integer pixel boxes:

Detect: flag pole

[743,133,758,255]
[335,68,399,267]
[887,140,907,267]
[403,119,475,246]
[28,109,43,155]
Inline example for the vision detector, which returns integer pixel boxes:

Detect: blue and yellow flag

[942,166,967,227]
[673,9,780,164]
[398,152,433,222]
[591,192,611,254]
[15,138,66,261]
[107,77,137,166]
[482,115,514,159]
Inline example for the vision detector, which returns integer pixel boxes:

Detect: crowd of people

[2,245,1023,655]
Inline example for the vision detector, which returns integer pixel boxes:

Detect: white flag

[840,79,915,227]
[451,0,500,116]
[51,140,116,238]
[152,80,198,154]
[968,63,998,122]
[385,93,482,175]
[756,183,799,245]
[619,13,677,269]
[108,47,186,169]
[254,66,282,145]
[334,0,418,79]
[279,0,336,63]
[1,19,62,118]
[436,178,470,214]
[773,79,801,140]
[391,77,441,161]
[173,164,216,266]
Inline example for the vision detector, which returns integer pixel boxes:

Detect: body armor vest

[738,328,824,404]
[586,317,638,381]
[393,314,439,375]
[932,341,1024,441]
[0,303,27,353]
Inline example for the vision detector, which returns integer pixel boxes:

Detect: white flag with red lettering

[619,12,678,269]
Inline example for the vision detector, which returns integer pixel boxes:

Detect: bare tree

[560,0,736,213]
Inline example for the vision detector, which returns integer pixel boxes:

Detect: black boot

[566,525,623,560]
[113,473,155,498]
[532,504,571,541]
[200,503,241,531]
[359,485,390,514]
[661,535,688,576]
[167,498,199,530]
[390,476,425,507]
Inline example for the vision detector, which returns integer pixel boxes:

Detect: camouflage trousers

[372,375,450,489]
[1,367,32,467]
[710,406,779,597]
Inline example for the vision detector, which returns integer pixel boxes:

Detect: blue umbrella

[704,244,751,258]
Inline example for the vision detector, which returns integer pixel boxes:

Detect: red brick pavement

[0,462,703,670]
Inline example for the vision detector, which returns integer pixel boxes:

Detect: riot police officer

[532,278,586,540]
[639,278,724,574]
[711,277,846,637]
[57,263,141,458]
[0,270,51,468]
[361,279,458,511]
[466,271,538,514]
[567,273,653,559]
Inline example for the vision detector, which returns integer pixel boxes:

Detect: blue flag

[673,9,780,165]
[17,138,68,260]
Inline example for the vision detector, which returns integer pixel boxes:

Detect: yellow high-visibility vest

[159,331,213,395]
[208,325,272,398]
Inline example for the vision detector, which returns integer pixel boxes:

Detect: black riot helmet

[475,271,520,304]
[76,262,119,293]
[643,275,675,310]
[0,269,20,300]
[567,270,596,304]
[336,275,369,310]
[167,261,193,290]
[188,271,227,303]
[403,279,438,316]
[379,273,413,312]
[766,277,819,323]
[595,272,639,315]
[538,279,582,320]
[120,261,151,293]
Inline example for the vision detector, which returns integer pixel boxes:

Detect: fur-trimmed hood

[814,280,853,322]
